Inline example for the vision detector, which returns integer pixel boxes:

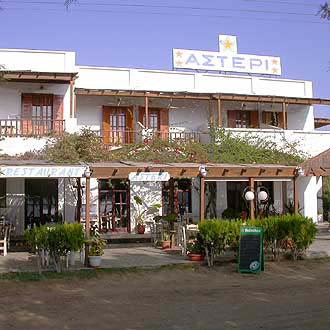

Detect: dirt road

[1,260,330,330]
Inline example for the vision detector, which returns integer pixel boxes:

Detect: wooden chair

[0,225,10,256]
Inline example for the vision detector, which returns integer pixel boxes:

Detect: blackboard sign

[238,226,264,274]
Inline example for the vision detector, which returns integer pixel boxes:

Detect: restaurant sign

[0,166,86,178]
[129,172,170,182]
[173,35,281,75]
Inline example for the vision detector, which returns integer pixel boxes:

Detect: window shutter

[250,111,259,128]
[227,110,237,128]
[53,95,64,134]
[21,94,33,135]
[159,108,169,139]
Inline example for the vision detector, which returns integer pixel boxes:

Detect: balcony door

[138,107,169,140]
[102,106,133,145]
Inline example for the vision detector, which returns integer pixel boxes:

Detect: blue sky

[0,0,329,116]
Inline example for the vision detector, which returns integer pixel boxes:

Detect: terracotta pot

[188,254,205,262]
[137,224,145,234]
[162,240,171,249]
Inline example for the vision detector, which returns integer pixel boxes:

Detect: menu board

[239,227,264,274]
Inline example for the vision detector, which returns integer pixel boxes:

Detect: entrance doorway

[99,179,130,232]
[25,179,59,228]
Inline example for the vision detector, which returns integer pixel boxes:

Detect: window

[143,112,160,131]
[31,95,53,132]
[227,110,259,128]
[0,179,6,208]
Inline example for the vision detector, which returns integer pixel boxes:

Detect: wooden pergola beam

[75,89,330,105]
[90,165,296,179]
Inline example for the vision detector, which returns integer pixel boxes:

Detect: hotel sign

[0,166,86,178]
[173,35,281,75]
[129,172,170,182]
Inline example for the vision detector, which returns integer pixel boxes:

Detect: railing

[0,119,65,137]
[99,129,201,146]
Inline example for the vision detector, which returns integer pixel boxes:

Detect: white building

[0,43,329,235]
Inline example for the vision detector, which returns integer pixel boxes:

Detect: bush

[24,223,85,272]
[198,215,317,267]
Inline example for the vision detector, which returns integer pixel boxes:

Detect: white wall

[0,49,76,72]
[77,66,312,99]
[225,128,330,157]
[298,176,319,222]
[130,181,162,233]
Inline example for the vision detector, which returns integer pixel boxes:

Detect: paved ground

[1,260,330,330]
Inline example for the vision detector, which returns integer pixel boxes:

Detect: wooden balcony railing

[100,130,201,146]
[0,119,65,137]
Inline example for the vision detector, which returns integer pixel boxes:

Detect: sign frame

[238,226,264,274]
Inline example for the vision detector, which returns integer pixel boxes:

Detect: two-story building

[0,38,329,235]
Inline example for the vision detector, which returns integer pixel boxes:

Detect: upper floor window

[143,112,159,131]
[227,110,259,129]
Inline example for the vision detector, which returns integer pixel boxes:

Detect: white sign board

[173,34,281,75]
[0,166,86,178]
[129,172,170,182]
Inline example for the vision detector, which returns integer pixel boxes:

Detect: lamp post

[199,165,207,222]
[242,184,269,220]
[84,167,92,267]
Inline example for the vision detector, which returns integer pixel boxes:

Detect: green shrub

[198,215,316,267]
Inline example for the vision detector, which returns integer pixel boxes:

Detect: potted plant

[133,195,161,234]
[162,231,171,249]
[65,223,85,267]
[186,233,205,261]
[88,237,107,267]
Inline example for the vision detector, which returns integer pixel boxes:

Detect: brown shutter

[227,110,237,128]
[102,106,111,144]
[138,107,145,127]
[159,108,169,140]
[126,107,134,143]
[53,95,64,134]
[250,111,259,128]
[21,94,33,135]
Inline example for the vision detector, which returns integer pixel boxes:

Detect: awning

[0,70,78,83]
[301,149,330,176]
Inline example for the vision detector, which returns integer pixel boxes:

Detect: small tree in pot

[133,195,161,234]
[88,237,107,267]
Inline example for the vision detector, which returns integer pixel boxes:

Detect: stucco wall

[0,49,75,72]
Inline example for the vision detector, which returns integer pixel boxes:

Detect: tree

[319,2,330,20]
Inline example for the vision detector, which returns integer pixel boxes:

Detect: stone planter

[188,254,205,262]
[88,256,102,268]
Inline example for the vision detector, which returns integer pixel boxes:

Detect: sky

[0,0,329,117]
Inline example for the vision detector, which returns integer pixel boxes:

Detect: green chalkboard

[238,226,264,274]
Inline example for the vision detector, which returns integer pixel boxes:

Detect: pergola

[88,161,299,221]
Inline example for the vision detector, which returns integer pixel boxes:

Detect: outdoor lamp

[244,190,255,201]
[296,167,305,176]
[257,190,268,202]
[199,165,207,177]
[84,168,92,178]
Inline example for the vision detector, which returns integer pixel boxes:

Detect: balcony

[100,129,201,147]
[0,119,65,137]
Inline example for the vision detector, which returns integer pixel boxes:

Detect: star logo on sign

[272,68,278,74]
[223,39,233,49]
[272,59,278,66]
[176,51,183,58]
[175,60,183,67]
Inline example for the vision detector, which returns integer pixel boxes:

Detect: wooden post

[294,176,299,214]
[217,97,222,127]
[200,177,205,222]
[145,95,149,129]
[282,102,287,129]
[84,175,91,266]
[208,99,213,125]
[249,177,255,220]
